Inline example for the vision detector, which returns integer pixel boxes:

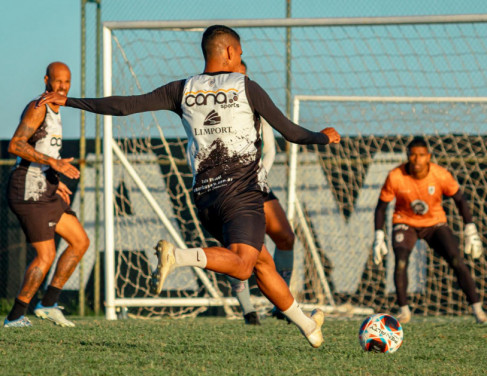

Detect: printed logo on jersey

[410,200,429,215]
[184,88,240,108]
[203,110,221,126]
[393,224,410,231]
[50,137,62,147]
[428,185,435,195]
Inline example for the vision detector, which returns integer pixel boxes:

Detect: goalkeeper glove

[372,229,388,265]
[464,223,483,259]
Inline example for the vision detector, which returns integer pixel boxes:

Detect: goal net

[101,16,487,319]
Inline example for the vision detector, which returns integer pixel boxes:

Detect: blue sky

[1,0,487,139]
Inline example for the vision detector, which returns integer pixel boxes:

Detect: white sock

[174,247,207,268]
[399,305,411,316]
[282,300,315,335]
[471,302,484,315]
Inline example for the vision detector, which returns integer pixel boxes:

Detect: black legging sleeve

[246,79,329,145]
[65,80,185,117]
[450,190,473,224]
[374,199,389,230]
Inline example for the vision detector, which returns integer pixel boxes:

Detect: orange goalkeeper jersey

[379,162,459,227]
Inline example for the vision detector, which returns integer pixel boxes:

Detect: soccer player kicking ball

[4,62,90,327]
[373,137,486,324]
[37,25,340,347]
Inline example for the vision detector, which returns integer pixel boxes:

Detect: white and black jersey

[8,103,75,243]
[65,72,330,208]
[181,73,268,205]
[10,103,62,202]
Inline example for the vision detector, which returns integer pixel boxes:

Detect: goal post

[100,15,487,320]
[291,95,487,316]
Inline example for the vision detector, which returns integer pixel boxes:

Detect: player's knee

[396,259,408,271]
[38,250,56,267]
[234,265,253,281]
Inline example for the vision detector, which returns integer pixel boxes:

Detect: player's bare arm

[9,101,80,180]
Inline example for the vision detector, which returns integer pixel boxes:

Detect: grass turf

[0,315,486,375]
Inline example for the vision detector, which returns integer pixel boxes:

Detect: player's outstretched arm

[37,80,185,117]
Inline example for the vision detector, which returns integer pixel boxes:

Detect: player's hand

[56,181,72,205]
[321,127,341,144]
[464,223,483,259]
[372,229,388,265]
[50,157,80,180]
[36,91,67,108]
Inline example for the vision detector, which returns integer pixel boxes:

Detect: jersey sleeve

[246,79,329,145]
[261,119,276,172]
[440,169,460,197]
[66,80,185,117]
[379,172,397,203]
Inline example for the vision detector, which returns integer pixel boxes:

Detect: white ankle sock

[282,300,315,335]
[471,302,484,315]
[174,247,207,268]
[399,305,411,315]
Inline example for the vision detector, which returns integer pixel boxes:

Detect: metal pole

[79,0,87,318]
[103,25,117,320]
[285,0,291,118]
[93,0,102,317]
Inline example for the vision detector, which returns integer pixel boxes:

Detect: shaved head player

[4,62,90,327]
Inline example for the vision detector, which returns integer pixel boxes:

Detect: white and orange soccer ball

[358,313,403,353]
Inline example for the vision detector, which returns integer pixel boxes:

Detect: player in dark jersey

[38,26,340,347]
[373,137,486,324]
[4,62,90,327]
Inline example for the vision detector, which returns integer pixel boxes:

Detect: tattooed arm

[8,101,80,179]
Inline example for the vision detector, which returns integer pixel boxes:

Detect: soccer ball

[358,313,403,353]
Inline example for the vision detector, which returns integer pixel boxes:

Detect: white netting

[103,17,487,318]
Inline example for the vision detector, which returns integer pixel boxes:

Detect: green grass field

[0,315,486,375]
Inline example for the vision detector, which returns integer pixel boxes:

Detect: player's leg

[34,213,90,327]
[427,224,486,324]
[264,195,295,321]
[392,224,417,324]
[226,276,260,325]
[4,239,56,327]
[253,244,324,347]
[264,195,294,286]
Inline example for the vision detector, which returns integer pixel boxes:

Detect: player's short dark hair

[201,25,240,60]
[407,136,429,152]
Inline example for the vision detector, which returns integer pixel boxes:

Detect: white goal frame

[102,15,487,320]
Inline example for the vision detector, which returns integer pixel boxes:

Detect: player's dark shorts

[264,189,278,203]
[197,190,266,251]
[7,168,76,243]
[392,222,459,259]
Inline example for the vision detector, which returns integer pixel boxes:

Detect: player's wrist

[465,223,477,235]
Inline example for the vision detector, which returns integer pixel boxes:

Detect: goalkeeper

[372,137,486,324]
[37,25,340,347]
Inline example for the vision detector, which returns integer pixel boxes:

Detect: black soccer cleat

[244,311,261,325]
